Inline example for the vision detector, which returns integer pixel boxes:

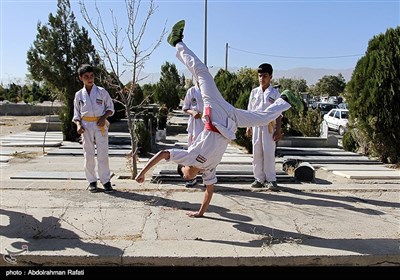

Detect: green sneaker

[167,20,185,47]
[281,89,304,112]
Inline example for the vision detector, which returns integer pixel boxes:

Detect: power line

[229,46,363,59]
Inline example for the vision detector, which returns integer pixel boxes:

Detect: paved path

[1,127,399,269]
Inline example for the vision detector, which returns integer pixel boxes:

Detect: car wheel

[339,126,345,136]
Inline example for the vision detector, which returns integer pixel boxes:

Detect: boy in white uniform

[73,64,115,193]
[135,20,303,217]
[182,81,204,187]
[246,63,282,191]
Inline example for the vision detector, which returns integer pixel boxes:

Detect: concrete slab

[151,164,293,184]
[9,171,115,180]
[0,131,62,137]
[46,149,131,157]
[0,155,12,162]
[0,187,398,266]
[0,141,62,147]
[320,164,392,171]
[332,170,400,179]
[277,148,357,156]
[0,149,14,155]
[0,134,62,139]
[59,143,133,150]
[283,155,380,164]
[154,164,287,175]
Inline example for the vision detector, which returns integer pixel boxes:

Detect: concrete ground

[0,118,399,270]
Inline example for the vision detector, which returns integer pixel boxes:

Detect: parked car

[323,108,349,136]
[337,102,348,109]
[311,102,338,116]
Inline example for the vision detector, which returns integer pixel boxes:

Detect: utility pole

[225,43,228,71]
[204,0,207,66]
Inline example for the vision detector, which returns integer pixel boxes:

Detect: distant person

[246,63,282,191]
[135,20,303,218]
[72,64,115,193]
[182,80,204,187]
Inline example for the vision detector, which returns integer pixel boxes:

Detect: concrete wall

[0,102,62,116]
[277,135,338,148]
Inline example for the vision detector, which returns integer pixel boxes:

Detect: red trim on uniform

[204,107,221,134]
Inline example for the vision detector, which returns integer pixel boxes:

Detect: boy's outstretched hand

[135,173,145,183]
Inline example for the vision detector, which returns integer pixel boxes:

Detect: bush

[135,120,152,155]
[157,104,168,130]
[342,130,359,153]
[283,106,322,137]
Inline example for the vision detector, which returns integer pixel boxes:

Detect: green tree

[0,84,5,101]
[214,69,240,105]
[276,77,308,94]
[6,83,21,103]
[154,62,181,110]
[27,0,101,141]
[313,74,346,97]
[141,83,156,104]
[346,26,400,163]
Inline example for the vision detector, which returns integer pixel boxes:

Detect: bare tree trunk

[80,0,167,179]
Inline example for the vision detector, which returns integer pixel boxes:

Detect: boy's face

[79,72,94,87]
[181,165,200,180]
[258,72,272,88]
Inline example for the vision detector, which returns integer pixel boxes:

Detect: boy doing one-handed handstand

[135,20,304,218]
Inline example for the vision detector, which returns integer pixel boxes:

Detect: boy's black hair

[78,64,94,76]
[257,63,273,75]
[177,164,184,178]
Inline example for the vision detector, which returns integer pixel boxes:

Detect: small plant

[342,130,359,153]
[157,104,168,130]
[135,120,151,155]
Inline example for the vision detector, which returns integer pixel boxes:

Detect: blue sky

[0,0,399,85]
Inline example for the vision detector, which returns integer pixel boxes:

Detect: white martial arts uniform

[248,85,281,184]
[72,84,115,185]
[167,42,291,185]
[182,84,204,146]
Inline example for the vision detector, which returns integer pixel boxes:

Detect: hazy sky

[1,0,399,85]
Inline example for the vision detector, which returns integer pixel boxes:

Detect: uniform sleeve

[167,149,192,165]
[72,92,81,122]
[182,88,192,111]
[202,168,217,185]
[247,89,254,111]
[103,89,115,116]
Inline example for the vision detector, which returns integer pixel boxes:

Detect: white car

[323,108,349,136]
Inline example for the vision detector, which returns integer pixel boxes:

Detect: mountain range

[135,66,354,87]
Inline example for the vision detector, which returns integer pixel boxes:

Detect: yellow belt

[268,121,275,134]
[82,116,110,136]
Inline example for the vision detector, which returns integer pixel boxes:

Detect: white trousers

[252,126,276,183]
[176,42,291,130]
[81,121,110,184]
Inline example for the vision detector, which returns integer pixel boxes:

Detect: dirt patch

[0,116,45,137]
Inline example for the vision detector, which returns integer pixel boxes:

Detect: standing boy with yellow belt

[73,64,115,193]
[246,63,282,191]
